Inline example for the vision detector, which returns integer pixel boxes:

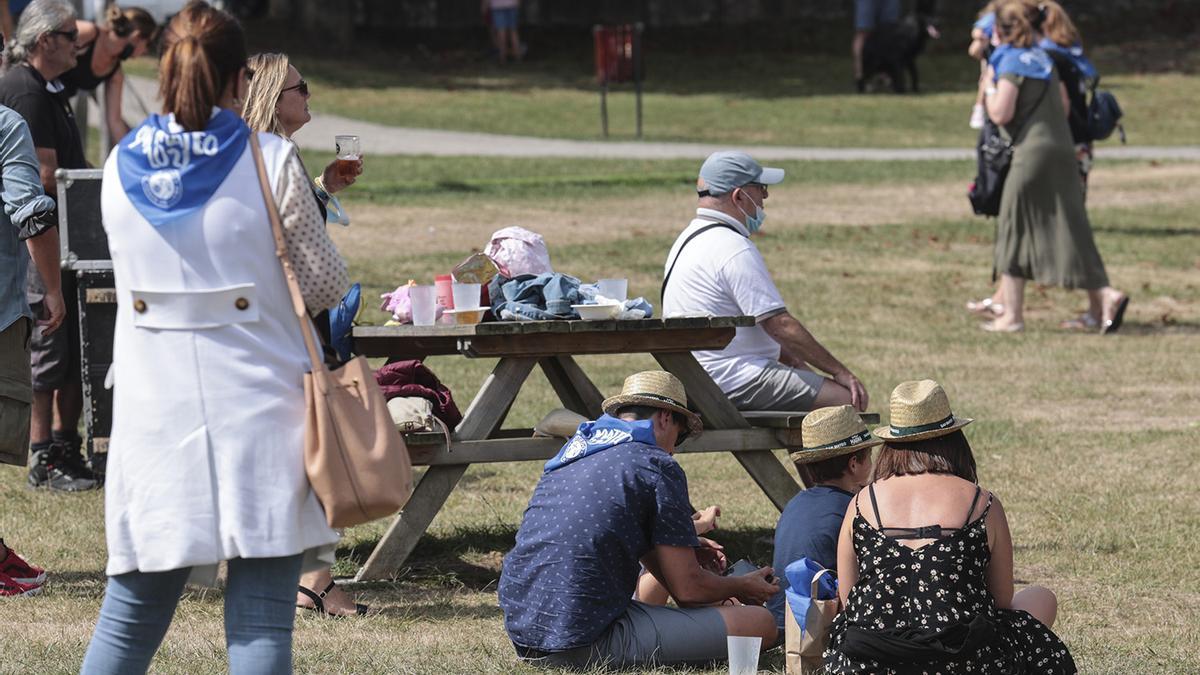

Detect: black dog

[859,0,941,94]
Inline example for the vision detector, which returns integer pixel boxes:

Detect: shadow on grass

[342,524,783,591]
[1092,226,1200,238]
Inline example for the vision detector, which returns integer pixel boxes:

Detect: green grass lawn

[2,156,1198,673]
[122,39,1200,148]
[288,43,1197,147]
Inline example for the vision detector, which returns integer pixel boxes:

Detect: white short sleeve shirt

[661,208,787,392]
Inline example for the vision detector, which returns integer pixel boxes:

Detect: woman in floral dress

[823,380,1075,673]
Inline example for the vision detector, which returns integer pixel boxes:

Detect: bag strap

[810,567,836,599]
[1005,77,1051,146]
[248,133,326,374]
[660,221,740,303]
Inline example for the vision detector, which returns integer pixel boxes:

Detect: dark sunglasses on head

[280,80,309,97]
[51,29,79,42]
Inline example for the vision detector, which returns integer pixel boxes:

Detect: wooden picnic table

[350,316,877,582]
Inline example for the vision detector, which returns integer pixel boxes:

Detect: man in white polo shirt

[661,151,868,414]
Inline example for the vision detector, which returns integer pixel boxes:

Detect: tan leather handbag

[250,135,412,529]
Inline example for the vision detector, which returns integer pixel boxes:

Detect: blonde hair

[1040,1,1081,48]
[105,4,157,40]
[241,52,291,137]
[159,1,247,132]
[994,0,1039,49]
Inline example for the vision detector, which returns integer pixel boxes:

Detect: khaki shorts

[0,318,32,466]
[724,361,826,412]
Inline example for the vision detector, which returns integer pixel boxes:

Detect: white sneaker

[969,104,986,129]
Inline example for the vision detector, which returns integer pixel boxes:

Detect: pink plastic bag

[485,226,553,278]
[381,285,413,323]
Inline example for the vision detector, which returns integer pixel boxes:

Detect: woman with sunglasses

[59,4,157,141]
[242,52,362,225]
[242,52,367,619]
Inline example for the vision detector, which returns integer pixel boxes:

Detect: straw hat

[874,380,973,442]
[602,371,703,437]
[788,405,882,464]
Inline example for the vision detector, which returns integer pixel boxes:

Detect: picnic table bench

[350,316,877,582]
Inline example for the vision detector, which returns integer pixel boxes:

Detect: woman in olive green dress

[981,1,1128,334]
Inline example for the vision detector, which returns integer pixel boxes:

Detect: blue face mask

[735,190,766,233]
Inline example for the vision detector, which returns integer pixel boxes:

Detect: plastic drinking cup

[409,285,437,326]
[434,275,455,309]
[727,635,761,675]
[334,135,361,181]
[596,278,628,303]
[451,282,482,310]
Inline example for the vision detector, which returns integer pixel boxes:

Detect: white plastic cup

[409,285,437,326]
[727,635,761,675]
[596,278,628,303]
[451,282,482,310]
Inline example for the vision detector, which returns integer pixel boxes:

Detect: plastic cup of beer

[334,134,360,181]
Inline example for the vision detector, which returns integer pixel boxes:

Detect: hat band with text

[807,429,873,452]
[889,414,956,437]
[624,392,687,410]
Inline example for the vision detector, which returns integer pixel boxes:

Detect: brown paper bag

[785,568,839,674]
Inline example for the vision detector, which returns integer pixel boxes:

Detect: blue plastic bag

[784,557,837,632]
[328,282,361,363]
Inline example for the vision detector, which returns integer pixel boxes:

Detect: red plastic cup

[434,274,454,310]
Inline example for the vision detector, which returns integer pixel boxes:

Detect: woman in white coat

[80,2,348,673]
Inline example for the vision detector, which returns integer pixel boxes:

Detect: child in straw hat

[822,379,1076,673]
[767,405,879,632]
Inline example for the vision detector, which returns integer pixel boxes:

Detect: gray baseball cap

[696,151,785,196]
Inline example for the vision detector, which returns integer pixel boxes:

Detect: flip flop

[1100,295,1130,335]
[966,297,1004,318]
[981,320,1024,333]
[297,581,368,617]
[1060,314,1099,331]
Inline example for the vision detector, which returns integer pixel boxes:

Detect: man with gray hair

[0,0,95,490]
[661,151,868,415]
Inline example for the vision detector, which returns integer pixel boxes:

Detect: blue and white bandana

[973,12,995,38]
[990,45,1054,81]
[117,108,250,228]
[1039,38,1098,81]
[543,414,660,473]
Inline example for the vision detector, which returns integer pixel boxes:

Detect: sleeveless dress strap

[962,485,982,527]
[867,483,884,529]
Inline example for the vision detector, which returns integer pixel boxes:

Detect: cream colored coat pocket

[129,284,260,329]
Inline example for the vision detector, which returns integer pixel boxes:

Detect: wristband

[312,176,331,204]
[985,86,998,97]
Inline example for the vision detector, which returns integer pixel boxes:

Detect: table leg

[653,351,800,512]
[354,357,538,581]
[539,356,605,418]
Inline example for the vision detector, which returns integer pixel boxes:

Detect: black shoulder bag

[660,221,740,303]
[968,79,1050,217]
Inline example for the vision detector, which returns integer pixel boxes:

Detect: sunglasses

[673,412,692,444]
[51,28,79,42]
[280,80,309,97]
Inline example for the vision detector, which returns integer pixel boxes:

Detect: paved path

[91,75,1200,162]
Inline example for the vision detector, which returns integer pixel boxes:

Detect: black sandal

[296,580,368,617]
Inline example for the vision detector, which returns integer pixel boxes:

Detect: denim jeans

[80,554,304,675]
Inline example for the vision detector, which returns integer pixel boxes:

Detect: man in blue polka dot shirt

[498,371,779,668]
